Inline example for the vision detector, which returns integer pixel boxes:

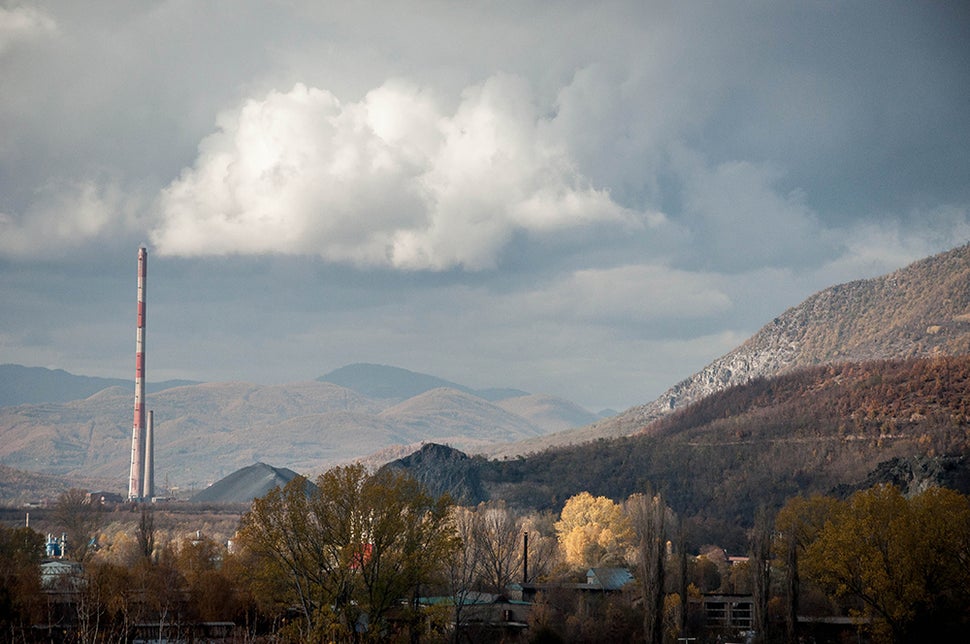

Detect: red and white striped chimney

[128,247,147,500]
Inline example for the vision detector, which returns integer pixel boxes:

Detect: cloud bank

[2,1,969,410]
[153,76,650,270]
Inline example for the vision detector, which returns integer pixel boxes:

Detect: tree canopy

[237,463,457,642]
[555,491,634,569]
[792,485,970,643]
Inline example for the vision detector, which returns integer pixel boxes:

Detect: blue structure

[45,533,66,558]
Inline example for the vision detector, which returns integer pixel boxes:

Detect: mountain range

[319,363,530,403]
[0,364,197,407]
[1,242,969,507]
[0,365,599,495]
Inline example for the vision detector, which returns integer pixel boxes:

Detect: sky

[1,1,968,412]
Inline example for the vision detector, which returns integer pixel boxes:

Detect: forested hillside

[388,354,970,549]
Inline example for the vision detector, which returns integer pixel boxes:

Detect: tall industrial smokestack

[128,247,147,501]
[143,409,155,500]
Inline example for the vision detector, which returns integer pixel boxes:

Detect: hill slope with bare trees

[488,242,970,457]
[389,354,970,549]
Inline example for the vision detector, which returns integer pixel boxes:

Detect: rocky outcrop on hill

[587,244,970,443]
[380,443,485,505]
[834,455,970,499]
[484,243,970,459]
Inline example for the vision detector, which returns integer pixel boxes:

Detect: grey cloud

[0,4,56,55]
[1,1,968,410]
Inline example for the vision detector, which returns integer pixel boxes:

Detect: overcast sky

[1,1,968,411]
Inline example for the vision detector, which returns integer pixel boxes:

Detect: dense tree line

[2,476,969,642]
[0,509,256,641]
[774,485,970,643]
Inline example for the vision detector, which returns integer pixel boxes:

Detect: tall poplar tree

[627,492,671,644]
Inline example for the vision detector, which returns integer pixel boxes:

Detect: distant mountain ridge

[0,367,594,497]
[0,462,122,505]
[318,363,528,401]
[0,364,199,407]
[7,243,970,503]
[487,242,970,457]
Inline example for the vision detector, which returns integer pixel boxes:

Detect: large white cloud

[152,75,647,270]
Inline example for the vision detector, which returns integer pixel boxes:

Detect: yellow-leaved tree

[800,485,970,643]
[555,491,634,569]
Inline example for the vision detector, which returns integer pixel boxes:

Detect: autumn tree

[240,474,327,640]
[555,492,634,569]
[801,485,970,643]
[690,555,721,593]
[520,510,561,583]
[673,520,689,637]
[137,506,156,560]
[72,561,134,643]
[773,493,840,643]
[176,533,239,623]
[446,505,482,641]
[238,464,457,642]
[352,467,457,639]
[471,501,523,593]
[123,543,190,642]
[445,504,562,641]
[446,501,526,640]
